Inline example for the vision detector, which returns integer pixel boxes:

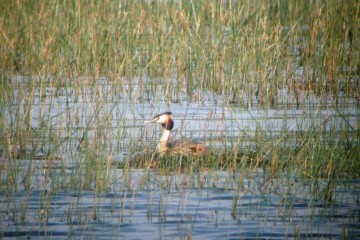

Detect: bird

[144,112,206,156]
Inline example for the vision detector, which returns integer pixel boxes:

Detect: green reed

[1,1,359,102]
[0,0,359,203]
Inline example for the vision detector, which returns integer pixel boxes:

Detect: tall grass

[0,0,359,201]
[1,1,359,103]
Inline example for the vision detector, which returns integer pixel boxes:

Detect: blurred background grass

[1,0,359,106]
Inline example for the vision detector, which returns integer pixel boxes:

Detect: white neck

[157,129,171,153]
[160,129,171,143]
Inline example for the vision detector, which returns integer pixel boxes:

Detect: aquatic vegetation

[0,0,359,238]
[0,1,359,104]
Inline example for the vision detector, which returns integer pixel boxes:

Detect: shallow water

[1,77,359,239]
[5,76,358,159]
[1,169,359,239]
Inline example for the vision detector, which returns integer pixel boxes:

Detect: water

[1,169,359,239]
[1,77,359,239]
[5,76,358,158]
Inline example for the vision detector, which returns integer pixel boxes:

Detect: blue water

[1,169,359,239]
[1,78,359,239]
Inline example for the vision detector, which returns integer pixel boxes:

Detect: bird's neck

[157,129,171,153]
[159,129,171,143]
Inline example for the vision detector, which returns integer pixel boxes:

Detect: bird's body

[144,112,206,156]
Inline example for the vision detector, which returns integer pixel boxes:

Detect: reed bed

[0,0,359,213]
[1,1,359,102]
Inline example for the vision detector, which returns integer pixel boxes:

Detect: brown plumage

[144,112,206,156]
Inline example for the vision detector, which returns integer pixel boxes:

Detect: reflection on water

[0,169,359,239]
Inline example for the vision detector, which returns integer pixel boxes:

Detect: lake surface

[1,168,360,239]
[4,76,358,157]
[1,77,359,239]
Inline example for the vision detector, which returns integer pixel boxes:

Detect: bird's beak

[144,117,159,124]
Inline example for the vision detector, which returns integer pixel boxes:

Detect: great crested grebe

[144,112,206,156]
